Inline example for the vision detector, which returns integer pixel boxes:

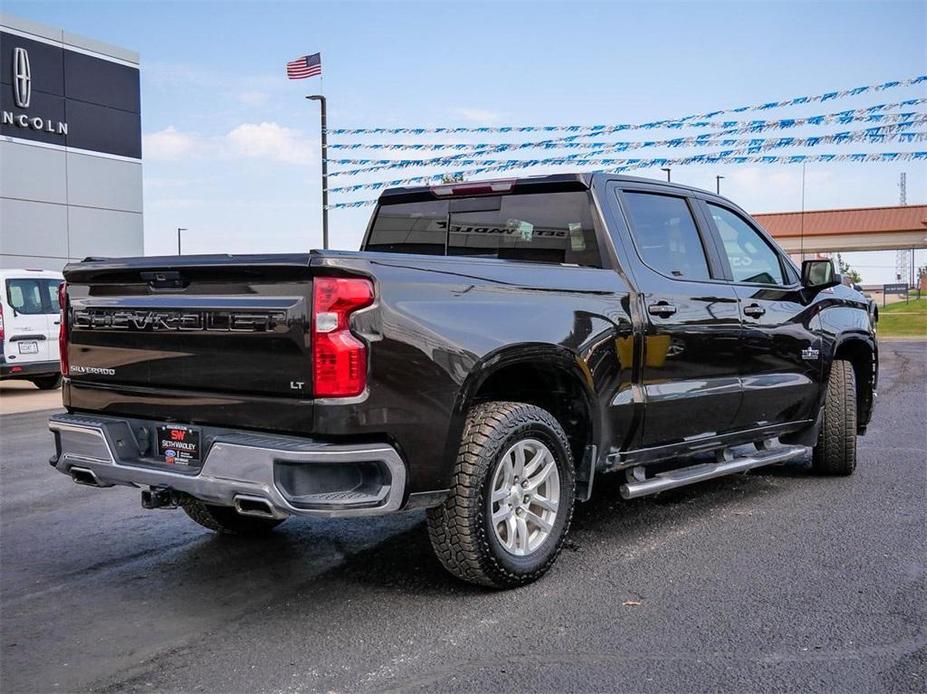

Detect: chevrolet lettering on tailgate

[72,309,288,332]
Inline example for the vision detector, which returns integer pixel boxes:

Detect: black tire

[812,359,858,476]
[426,401,576,589]
[179,497,284,535]
[31,374,62,390]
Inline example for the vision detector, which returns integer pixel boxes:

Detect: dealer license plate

[156,425,201,465]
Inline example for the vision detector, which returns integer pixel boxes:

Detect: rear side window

[707,204,785,285]
[622,192,711,280]
[366,191,601,267]
[43,279,61,309]
[5,278,54,315]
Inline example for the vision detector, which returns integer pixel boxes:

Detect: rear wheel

[812,359,857,476]
[179,498,284,535]
[31,375,62,390]
[427,401,575,589]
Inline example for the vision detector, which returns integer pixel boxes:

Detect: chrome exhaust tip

[69,466,100,487]
[233,495,278,519]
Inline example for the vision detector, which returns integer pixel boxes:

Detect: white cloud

[451,107,504,125]
[236,90,271,107]
[143,126,200,161]
[142,122,315,165]
[224,122,314,165]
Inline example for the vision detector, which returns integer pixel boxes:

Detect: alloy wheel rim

[489,438,561,557]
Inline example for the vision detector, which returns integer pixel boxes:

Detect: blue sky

[7,0,927,283]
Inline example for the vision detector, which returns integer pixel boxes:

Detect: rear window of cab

[365,191,603,267]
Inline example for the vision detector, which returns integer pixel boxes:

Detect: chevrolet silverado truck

[49,173,877,588]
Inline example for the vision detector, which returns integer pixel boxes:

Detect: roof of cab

[378,171,718,202]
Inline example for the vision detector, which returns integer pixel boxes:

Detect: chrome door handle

[744,304,766,317]
[648,302,677,317]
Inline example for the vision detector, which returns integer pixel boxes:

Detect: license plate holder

[156,425,201,465]
[17,341,38,354]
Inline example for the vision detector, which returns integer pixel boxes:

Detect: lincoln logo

[13,47,31,109]
[3,46,67,135]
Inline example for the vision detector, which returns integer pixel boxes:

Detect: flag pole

[306,91,329,250]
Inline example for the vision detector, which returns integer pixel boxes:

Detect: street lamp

[306,95,329,250]
[177,227,187,255]
[715,175,724,194]
[660,167,671,182]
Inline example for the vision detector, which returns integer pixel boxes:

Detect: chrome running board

[619,442,806,500]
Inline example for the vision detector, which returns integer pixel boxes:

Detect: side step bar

[620,443,806,500]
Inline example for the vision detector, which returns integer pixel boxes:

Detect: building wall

[0,13,142,271]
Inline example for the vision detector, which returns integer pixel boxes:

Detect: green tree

[836,254,862,285]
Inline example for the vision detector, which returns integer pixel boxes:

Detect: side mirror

[801,259,841,291]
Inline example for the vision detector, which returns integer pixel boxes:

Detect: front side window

[708,204,785,285]
[5,279,49,315]
[622,192,711,280]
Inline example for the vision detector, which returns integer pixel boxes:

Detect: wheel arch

[830,333,877,432]
[443,344,600,490]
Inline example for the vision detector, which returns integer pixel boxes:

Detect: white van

[0,269,64,389]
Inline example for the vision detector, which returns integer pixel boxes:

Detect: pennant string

[324,151,927,208]
[329,76,926,135]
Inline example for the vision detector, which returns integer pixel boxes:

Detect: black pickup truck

[49,173,877,588]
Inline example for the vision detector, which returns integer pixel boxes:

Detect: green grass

[879,297,927,337]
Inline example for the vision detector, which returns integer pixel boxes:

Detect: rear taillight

[58,281,69,376]
[312,277,374,397]
[0,302,4,342]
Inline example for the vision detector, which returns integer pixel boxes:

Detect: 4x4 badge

[801,347,820,360]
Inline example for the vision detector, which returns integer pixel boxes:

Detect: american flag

[287,53,322,79]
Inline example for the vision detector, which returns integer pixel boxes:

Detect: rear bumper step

[619,443,806,499]
[48,413,406,518]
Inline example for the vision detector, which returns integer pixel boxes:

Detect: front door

[615,188,743,448]
[699,201,821,430]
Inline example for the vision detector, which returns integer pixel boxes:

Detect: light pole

[177,227,187,255]
[715,175,724,194]
[660,167,671,182]
[306,95,329,250]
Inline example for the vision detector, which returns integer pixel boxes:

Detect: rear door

[612,185,743,448]
[41,278,63,364]
[3,277,55,365]
[697,200,821,429]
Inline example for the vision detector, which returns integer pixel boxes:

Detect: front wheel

[427,401,575,589]
[812,359,858,476]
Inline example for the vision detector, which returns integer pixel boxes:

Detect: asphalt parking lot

[1,340,924,693]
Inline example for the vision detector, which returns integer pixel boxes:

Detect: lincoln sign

[3,46,69,137]
[1,32,141,159]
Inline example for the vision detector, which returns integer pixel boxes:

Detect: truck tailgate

[63,255,314,400]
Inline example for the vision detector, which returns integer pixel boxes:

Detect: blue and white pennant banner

[328,132,927,193]
[329,75,927,136]
[325,151,927,209]
[329,101,927,152]
[328,119,927,177]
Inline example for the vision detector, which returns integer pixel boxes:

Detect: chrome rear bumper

[48,413,407,518]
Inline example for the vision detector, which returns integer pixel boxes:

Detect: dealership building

[0,13,143,270]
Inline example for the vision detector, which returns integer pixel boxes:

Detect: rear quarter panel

[313,252,633,492]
